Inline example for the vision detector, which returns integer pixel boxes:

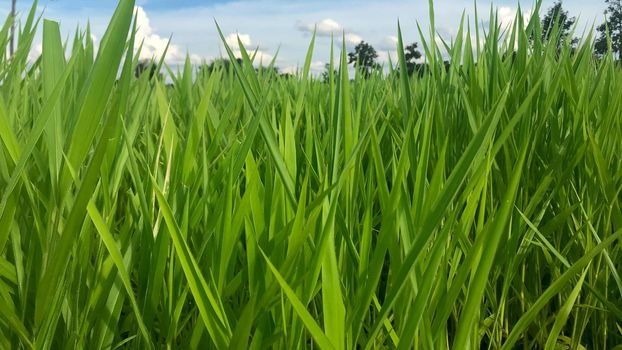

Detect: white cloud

[222,32,274,65]
[240,49,274,65]
[344,33,363,44]
[189,53,204,64]
[297,18,363,45]
[498,6,517,29]
[311,60,326,74]
[225,33,252,47]
[379,35,398,50]
[376,50,394,64]
[28,43,43,62]
[497,6,531,30]
[134,6,201,65]
[297,18,342,36]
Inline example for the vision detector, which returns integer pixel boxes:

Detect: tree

[202,58,242,73]
[595,0,622,58]
[134,60,161,80]
[348,41,380,78]
[541,1,578,49]
[404,42,422,75]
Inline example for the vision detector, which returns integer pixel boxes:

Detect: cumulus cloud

[134,6,201,64]
[344,33,363,45]
[297,18,342,36]
[28,43,43,62]
[496,6,531,30]
[376,36,402,64]
[310,60,326,72]
[243,49,274,65]
[222,32,274,65]
[225,33,252,48]
[379,35,398,51]
[297,18,362,45]
[376,51,395,64]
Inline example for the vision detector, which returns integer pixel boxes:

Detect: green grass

[0,0,621,348]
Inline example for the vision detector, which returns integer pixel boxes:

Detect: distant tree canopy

[595,0,622,57]
[541,1,578,49]
[138,0,621,82]
[134,60,161,80]
[256,64,280,76]
[199,58,281,78]
[203,58,244,73]
[404,42,423,75]
[348,41,381,78]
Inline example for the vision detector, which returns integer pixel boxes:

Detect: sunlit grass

[0,0,621,349]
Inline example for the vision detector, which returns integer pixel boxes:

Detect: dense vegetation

[0,0,621,349]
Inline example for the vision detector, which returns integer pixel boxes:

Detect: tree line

[127,0,622,80]
[341,0,622,79]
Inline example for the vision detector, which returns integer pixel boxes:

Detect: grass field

[0,0,621,348]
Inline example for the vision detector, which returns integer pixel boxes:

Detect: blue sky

[3,0,608,73]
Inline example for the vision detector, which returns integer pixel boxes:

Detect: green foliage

[204,57,242,72]
[321,63,337,83]
[347,40,380,77]
[541,1,578,49]
[403,42,423,74]
[595,0,622,57]
[0,1,621,349]
[134,60,162,80]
